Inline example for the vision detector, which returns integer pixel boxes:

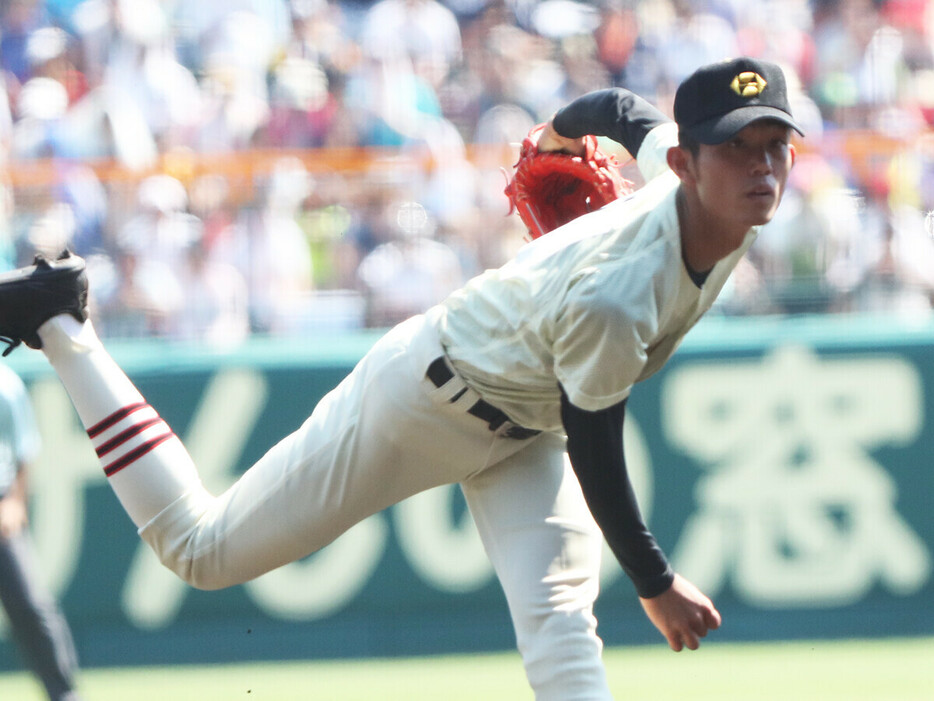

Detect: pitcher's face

[692,121,796,230]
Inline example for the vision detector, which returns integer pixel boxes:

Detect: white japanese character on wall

[662,345,931,607]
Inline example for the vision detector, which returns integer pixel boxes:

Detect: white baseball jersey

[433,123,757,431]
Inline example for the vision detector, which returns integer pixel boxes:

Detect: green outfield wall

[1,313,932,669]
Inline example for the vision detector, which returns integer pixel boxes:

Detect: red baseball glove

[504,124,632,240]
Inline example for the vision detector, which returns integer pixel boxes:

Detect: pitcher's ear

[667,145,695,185]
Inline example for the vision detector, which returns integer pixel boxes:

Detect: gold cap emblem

[730,71,767,97]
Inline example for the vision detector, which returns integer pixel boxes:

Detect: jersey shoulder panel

[636,122,678,183]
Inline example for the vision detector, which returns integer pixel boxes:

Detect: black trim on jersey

[683,258,712,288]
[560,388,674,598]
[552,88,671,157]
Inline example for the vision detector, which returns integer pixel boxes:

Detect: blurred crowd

[0,0,933,345]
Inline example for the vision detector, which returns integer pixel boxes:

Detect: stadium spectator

[172,236,251,347]
[850,170,934,314]
[255,56,337,148]
[359,0,463,87]
[0,0,50,85]
[356,199,466,326]
[90,241,184,338]
[210,158,317,334]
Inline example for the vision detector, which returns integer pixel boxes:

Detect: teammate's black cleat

[0,250,89,356]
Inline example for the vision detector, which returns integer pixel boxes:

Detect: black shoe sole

[0,252,89,354]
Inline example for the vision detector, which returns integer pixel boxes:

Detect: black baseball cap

[674,57,805,144]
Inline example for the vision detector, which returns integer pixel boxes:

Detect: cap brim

[686,106,805,144]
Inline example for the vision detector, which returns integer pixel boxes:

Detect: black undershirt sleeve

[552,88,671,157]
[560,387,675,598]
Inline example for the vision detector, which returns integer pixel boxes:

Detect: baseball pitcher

[0,57,802,699]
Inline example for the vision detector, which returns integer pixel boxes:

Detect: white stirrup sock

[38,315,205,528]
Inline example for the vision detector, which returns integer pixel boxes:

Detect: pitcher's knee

[137,489,242,590]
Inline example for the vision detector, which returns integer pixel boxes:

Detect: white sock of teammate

[37,314,204,528]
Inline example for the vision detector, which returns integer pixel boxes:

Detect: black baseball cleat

[0,250,89,356]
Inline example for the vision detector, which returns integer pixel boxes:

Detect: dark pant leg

[0,531,81,701]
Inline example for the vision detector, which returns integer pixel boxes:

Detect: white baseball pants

[39,313,612,700]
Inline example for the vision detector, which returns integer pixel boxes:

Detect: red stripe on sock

[87,402,148,438]
[103,432,174,477]
[95,417,164,458]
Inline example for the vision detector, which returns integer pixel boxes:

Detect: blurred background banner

[1,312,931,669]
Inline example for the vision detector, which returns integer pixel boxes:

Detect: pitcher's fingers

[682,632,700,651]
[705,606,723,629]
